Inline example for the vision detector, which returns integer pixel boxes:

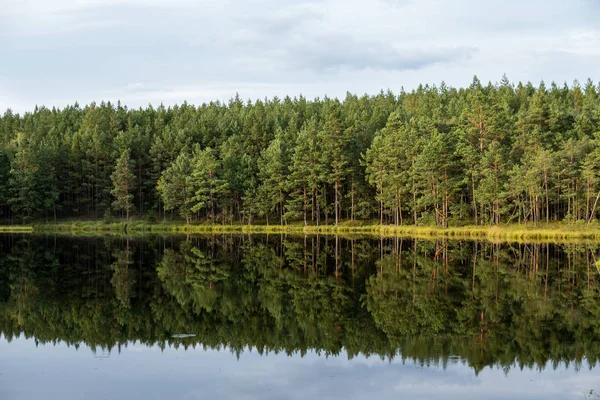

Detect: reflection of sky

[1,336,598,400]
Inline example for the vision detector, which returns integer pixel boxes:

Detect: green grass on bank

[0,226,34,233]
[1,219,598,242]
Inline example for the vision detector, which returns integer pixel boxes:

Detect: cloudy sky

[0,0,599,112]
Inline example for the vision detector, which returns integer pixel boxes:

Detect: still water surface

[0,234,599,399]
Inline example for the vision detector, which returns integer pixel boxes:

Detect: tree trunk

[335,181,339,225]
[444,169,449,228]
[587,189,600,225]
[351,181,355,221]
[412,157,417,225]
[303,185,307,226]
[311,188,315,223]
[544,171,549,224]
[472,173,478,225]
[138,165,143,214]
[210,190,215,220]
[586,181,591,222]
[280,189,284,225]
[316,188,320,226]
[323,186,328,226]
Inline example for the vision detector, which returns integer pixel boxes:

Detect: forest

[1,76,600,227]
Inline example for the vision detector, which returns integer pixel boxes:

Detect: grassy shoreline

[0,226,34,233]
[0,220,598,242]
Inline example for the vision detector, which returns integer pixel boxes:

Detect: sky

[2,336,599,400]
[0,0,599,112]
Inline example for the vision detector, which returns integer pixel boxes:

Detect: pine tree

[256,132,287,225]
[475,141,507,224]
[461,76,499,153]
[364,134,386,224]
[0,148,10,219]
[287,119,325,225]
[8,132,39,222]
[413,121,459,227]
[157,151,195,224]
[190,146,228,221]
[111,150,136,220]
[583,133,600,223]
[220,135,255,222]
[320,105,347,225]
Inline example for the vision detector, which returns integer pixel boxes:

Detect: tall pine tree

[111,150,136,220]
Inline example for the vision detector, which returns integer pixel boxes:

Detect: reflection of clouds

[1,337,599,400]
[197,351,598,400]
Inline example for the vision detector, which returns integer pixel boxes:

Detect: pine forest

[1,76,600,228]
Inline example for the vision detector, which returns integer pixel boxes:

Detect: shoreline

[0,226,34,233]
[1,221,600,242]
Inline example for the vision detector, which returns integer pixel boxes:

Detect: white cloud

[0,0,598,112]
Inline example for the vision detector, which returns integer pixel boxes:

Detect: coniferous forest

[1,76,600,226]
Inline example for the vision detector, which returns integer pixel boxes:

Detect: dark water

[1,234,599,399]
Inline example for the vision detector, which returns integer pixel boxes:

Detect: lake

[0,234,599,399]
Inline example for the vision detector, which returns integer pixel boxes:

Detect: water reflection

[0,234,600,377]
[1,336,597,400]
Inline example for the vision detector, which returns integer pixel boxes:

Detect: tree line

[1,75,600,225]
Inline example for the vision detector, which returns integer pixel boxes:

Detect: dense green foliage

[2,76,600,226]
[1,234,600,373]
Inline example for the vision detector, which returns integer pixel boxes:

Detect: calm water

[0,234,599,399]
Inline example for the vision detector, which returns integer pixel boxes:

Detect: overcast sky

[1,0,599,112]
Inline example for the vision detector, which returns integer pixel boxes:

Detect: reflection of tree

[158,241,230,314]
[110,240,136,310]
[365,249,458,340]
[1,235,600,373]
[368,241,600,372]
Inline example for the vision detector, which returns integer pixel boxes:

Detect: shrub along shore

[3,220,600,242]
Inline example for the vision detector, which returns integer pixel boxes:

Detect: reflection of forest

[1,234,599,373]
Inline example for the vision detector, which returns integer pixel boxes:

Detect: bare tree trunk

[138,165,143,214]
[280,189,284,225]
[323,186,328,226]
[544,172,549,224]
[588,189,600,225]
[472,174,478,225]
[335,181,339,225]
[316,188,320,226]
[351,181,355,221]
[303,184,307,226]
